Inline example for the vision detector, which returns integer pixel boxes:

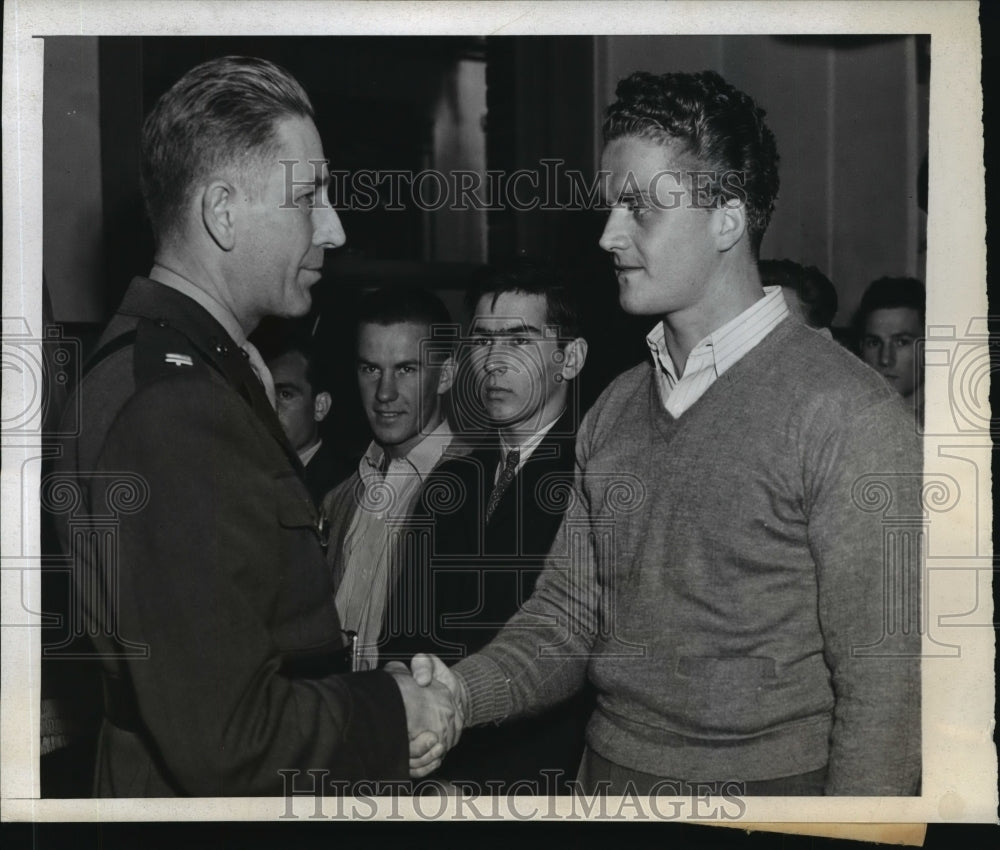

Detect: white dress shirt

[646,285,789,417]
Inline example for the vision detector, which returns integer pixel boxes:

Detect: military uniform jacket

[53,277,407,796]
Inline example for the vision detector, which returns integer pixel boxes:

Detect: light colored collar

[498,409,564,464]
[298,438,323,467]
[149,264,247,346]
[361,419,455,481]
[646,285,788,380]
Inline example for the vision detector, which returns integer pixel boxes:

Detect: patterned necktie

[485,449,520,524]
[241,340,276,409]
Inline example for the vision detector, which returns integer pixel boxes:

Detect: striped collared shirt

[334,420,455,670]
[646,285,789,417]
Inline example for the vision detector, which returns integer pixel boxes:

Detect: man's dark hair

[355,287,455,350]
[759,258,838,329]
[140,56,315,243]
[465,258,584,344]
[853,277,926,339]
[602,70,780,256]
[268,333,330,396]
[254,319,331,396]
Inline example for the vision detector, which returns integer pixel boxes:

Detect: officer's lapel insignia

[164,353,194,367]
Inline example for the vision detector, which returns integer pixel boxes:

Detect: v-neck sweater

[455,317,922,795]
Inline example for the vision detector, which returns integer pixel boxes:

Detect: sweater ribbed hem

[453,654,515,726]
[587,707,832,782]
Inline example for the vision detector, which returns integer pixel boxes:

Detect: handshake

[387,654,467,778]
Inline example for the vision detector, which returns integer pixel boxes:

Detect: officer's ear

[436,354,455,395]
[559,338,588,382]
[202,180,237,251]
[313,391,332,423]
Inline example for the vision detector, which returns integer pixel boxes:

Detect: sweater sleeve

[805,392,922,795]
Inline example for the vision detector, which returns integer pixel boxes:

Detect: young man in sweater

[407,70,922,796]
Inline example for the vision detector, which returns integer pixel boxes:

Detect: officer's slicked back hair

[603,70,780,256]
[140,56,315,244]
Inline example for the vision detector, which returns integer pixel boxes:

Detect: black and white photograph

[1,0,993,840]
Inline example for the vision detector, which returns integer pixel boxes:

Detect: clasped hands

[387,654,466,778]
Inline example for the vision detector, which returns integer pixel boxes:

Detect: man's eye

[894,337,913,348]
[863,338,880,348]
[398,366,417,375]
[472,337,490,347]
[623,197,650,216]
[511,337,530,346]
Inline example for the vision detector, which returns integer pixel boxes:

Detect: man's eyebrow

[616,189,652,203]
[471,323,543,336]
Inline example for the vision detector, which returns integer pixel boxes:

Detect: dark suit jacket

[53,277,407,796]
[303,440,353,507]
[385,412,593,792]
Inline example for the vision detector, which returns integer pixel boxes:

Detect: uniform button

[156,319,168,328]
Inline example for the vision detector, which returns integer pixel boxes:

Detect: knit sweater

[454,318,922,795]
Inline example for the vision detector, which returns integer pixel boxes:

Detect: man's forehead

[271,115,328,177]
[865,307,923,334]
[473,291,548,324]
[268,351,311,385]
[601,137,695,194]
[358,320,432,354]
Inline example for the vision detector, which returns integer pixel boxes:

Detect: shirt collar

[498,409,564,464]
[298,438,323,468]
[645,285,789,380]
[149,264,247,347]
[361,419,455,482]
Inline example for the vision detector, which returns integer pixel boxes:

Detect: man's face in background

[269,349,330,453]
[468,291,571,435]
[860,306,924,399]
[356,321,453,459]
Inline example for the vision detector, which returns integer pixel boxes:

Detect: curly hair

[140,56,315,244]
[603,70,780,255]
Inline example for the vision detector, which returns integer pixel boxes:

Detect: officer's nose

[313,188,346,249]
